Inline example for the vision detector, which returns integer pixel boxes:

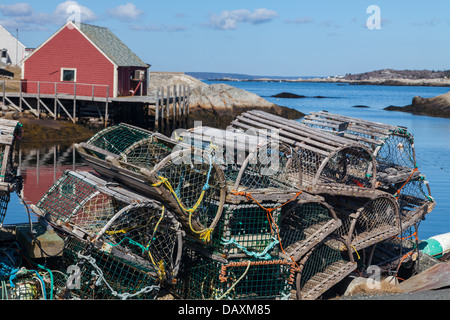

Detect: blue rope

[221,237,279,260]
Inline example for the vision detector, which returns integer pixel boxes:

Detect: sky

[1,0,450,77]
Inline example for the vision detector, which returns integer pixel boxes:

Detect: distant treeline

[343,69,450,81]
[186,72,317,81]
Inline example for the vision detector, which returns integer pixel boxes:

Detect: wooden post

[181,85,185,128]
[2,80,5,107]
[173,84,178,127]
[37,82,40,119]
[19,81,22,112]
[186,86,190,115]
[54,82,58,120]
[166,85,170,133]
[73,83,77,123]
[155,87,160,132]
[105,86,109,128]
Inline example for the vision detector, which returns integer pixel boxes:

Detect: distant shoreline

[207,77,450,87]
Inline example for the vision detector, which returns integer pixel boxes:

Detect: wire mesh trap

[172,245,295,300]
[76,126,228,244]
[0,242,55,300]
[392,175,436,231]
[302,111,418,173]
[0,192,10,227]
[201,201,283,259]
[278,199,342,262]
[1,270,47,300]
[327,193,400,251]
[0,119,22,188]
[31,170,183,283]
[295,236,357,300]
[178,126,302,197]
[228,110,377,197]
[59,236,160,300]
[0,120,23,226]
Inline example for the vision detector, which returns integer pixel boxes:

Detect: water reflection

[3,142,91,226]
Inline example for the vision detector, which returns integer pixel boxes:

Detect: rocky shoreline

[385,91,450,118]
[149,72,304,129]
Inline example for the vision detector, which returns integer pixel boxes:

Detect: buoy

[419,232,450,259]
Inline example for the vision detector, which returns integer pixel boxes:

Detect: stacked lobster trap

[68,122,348,299]
[23,107,436,300]
[228,109,436,299]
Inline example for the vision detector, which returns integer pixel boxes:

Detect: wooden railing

[1,79,110,123]
[154,84,191,133]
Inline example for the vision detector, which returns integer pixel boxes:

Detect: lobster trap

[295,236,357,300]
[31,171,183,283]
[59,236,160,300]
[0,119,23,226]
[178,126,302,197]
[278,199,342,262]
[201,201,284,259]
[229,110,377,197]
[76,126,228,244]
[303,111,418,172]
[172,244,295,300]
[1,269,47,300]
[328,193,400,251]
[392,175,435,230]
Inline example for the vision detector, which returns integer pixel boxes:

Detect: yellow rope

[152,176,212,242]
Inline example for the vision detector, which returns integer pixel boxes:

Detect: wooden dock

[0,79,191,134]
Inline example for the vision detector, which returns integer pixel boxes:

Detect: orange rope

[394,167,418,199]
[219,259,296,284]
[394,231,418,242]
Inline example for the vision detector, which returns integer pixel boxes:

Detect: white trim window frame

[61,68,77,82]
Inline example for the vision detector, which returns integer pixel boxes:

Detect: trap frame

[60,236,160,300]
[228,110,378,197]
[0,119,23,226]
[178,126,302,198]
[172,244,296,300]
[302,111,418,172]
[295,236,357,300]
[327,192,401,252]
[31,171,183,283]
[278,199,342,262]
[76,127,228,244]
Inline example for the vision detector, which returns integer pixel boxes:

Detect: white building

[0,24,26,67]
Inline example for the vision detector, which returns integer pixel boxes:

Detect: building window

[61,68,77,82]
[1,49,7,59]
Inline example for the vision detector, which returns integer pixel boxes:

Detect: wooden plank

[313,111,399,132]
[235,116,336,156]
[248,110,358,147]
[56,98,74,123]
[155,87,160,132]
[243,112,344,149]
[20,97,39,117]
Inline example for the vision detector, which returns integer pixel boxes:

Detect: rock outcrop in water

[149,72,304,129]
[385,91,450,118]
[188,83,304,128]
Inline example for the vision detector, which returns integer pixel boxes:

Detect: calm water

[206,80,450,240]
[4,81,450,240]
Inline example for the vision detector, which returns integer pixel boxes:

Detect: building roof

[79,23,149,68]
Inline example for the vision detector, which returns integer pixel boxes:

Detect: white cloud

[0,1,98,32]
[207,8,278,30]
[107,3,143,22]
[0,3,33,17]
[54,1,98,24]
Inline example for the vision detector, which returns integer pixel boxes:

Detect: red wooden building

[22,21,150,98]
